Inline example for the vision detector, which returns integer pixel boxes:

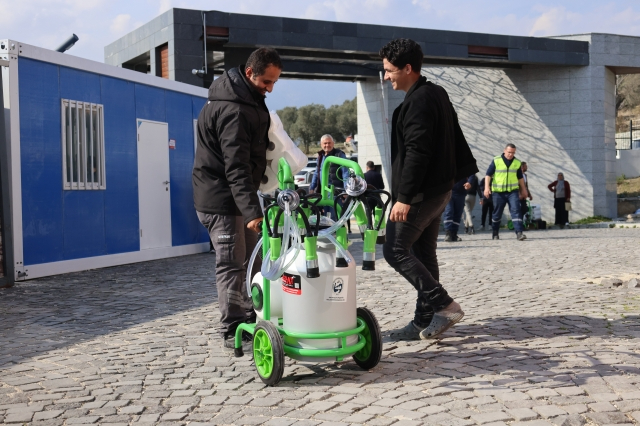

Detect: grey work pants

[382,191,454,327]
[463,194,476,228]
[197,212,261,337]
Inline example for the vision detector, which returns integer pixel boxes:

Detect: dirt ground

[618,175,640,198]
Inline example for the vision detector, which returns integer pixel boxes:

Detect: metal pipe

[203,12,208,76]
[56,34,79,53]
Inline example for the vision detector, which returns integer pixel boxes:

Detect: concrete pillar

[356,78,403,193]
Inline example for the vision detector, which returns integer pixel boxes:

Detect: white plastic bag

[260,111,307,192]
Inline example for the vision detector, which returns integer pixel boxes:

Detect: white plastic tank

[251,272,283,321]
[280,238,358,362]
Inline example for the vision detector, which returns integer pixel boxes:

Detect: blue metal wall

[19,58,208,266]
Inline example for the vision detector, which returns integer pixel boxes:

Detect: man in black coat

[380,39,478,341]
[192,48,282,351]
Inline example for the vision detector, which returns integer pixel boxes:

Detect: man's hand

[463,182,471,190]
[484,188,491,199]
[389,201,411,222]
[247,217,263,233]
[479,199,483,206]
[528,194,533,201]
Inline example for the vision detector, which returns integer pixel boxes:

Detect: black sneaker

[517,232,527,241]
[453,233,462,242]
[469,226,475,235]
[492,230,499,240]
[223,332,253,354]
[444,231,452,242]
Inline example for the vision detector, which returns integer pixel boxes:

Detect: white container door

[137,120,172,250]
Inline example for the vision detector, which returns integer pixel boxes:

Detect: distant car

[294,170,308,186]
[296,170,316,193]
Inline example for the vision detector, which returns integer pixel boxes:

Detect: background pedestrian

[548,172,571,228]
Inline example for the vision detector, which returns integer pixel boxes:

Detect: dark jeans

[197,212,260,337]
[443,192,466,233]
[481,197,493,227]
[520,199,529,219]
[383,191,454,327]
[492,190,524,233]
[554,197,568,225]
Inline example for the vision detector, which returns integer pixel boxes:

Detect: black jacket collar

[405,75,428,99]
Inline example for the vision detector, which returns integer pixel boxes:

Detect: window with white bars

[61,100,106,190]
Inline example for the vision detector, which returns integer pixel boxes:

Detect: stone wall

[617,149,640,179]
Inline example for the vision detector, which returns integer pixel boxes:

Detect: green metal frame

[235,157,371,361]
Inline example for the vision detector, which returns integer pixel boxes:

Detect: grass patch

[572,215,612,224]
[617,175,640,198]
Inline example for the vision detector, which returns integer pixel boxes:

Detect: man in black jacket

[380,39,478,341]
[192,48,282,351]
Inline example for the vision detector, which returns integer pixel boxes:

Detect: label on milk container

[325,277,348,302]
[282,273,302,295]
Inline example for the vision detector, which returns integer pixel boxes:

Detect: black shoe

[223,332,253,354]
[517,232,527,241]
[492,230,499,240]
[464,227,468,234]
[444,231,452,242]
[453,233,462,242]
[469,226,475,235]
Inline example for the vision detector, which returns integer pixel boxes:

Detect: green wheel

[507,220,514,230]
[253,321,284,386]
[353,307,382,370]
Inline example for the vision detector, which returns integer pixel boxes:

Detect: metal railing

[615,119,640,150]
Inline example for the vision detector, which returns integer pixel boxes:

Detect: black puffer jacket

[192,66,270,225]
[391,76,478,204]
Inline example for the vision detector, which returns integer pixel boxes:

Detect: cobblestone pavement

[1,228,640,426]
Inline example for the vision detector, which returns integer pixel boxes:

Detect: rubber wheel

[353,307,382,370]
[253,321,284,386]
[507,220,514,230]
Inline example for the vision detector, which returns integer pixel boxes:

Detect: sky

[2,0,640,111]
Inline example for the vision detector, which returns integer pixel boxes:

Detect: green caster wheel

[253,321,284,386]
[353,307,382,370]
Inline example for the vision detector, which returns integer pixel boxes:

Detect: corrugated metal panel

[19,58,65,265]
[166,91,202,245]
[101,76,140,254]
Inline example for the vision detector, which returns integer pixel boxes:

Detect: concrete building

[105,9,640,222]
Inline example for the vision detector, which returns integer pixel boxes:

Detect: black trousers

[554,197,568,225]
[481,197,493,227]
[383,191,454,327]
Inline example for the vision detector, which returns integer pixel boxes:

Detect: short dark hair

[379,38,423,73]
[366,161,375,169]
[505,143,517,150]
[521,161,527,166]
[246,48,282,76]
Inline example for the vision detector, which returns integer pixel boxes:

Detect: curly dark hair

[246,47,283,76]
[379,38,423,73]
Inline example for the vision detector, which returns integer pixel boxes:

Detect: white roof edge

[551,32,640,39]
[14,40,208,98]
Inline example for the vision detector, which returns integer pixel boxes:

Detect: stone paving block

[33,409,64,421]
[616,400,640,412]
[137,413,161,422]
[588,402,617,412]
[341,412,374,423]
[470,411,513,424]
[584,411,631,424]
[507,408,539,421]
[4,411,34,423]
[264,419,297,426]
[532,405,567,419]
[629,411,640,423]
[120,405,145,414]
[65,416,101,424]
[161,412,188,421]
[313,412,349,422]
[424,412,475,426]
[303,401,339,413]
[563,404,588,414]
[387,408,427,420]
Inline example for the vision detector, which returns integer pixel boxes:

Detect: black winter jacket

[192,66,270,225]
[391,76,478,204]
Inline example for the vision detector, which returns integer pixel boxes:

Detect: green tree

[289,104,327,154]
[335,98,357,138]
[277,106,298,135]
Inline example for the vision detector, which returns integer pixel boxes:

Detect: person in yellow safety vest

[483,143,530,241]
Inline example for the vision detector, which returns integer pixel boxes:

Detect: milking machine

[234,156,391,385]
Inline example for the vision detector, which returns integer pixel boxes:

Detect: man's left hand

[247,217,263,233]
[463,182,471,190]
[389,201,411,222]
